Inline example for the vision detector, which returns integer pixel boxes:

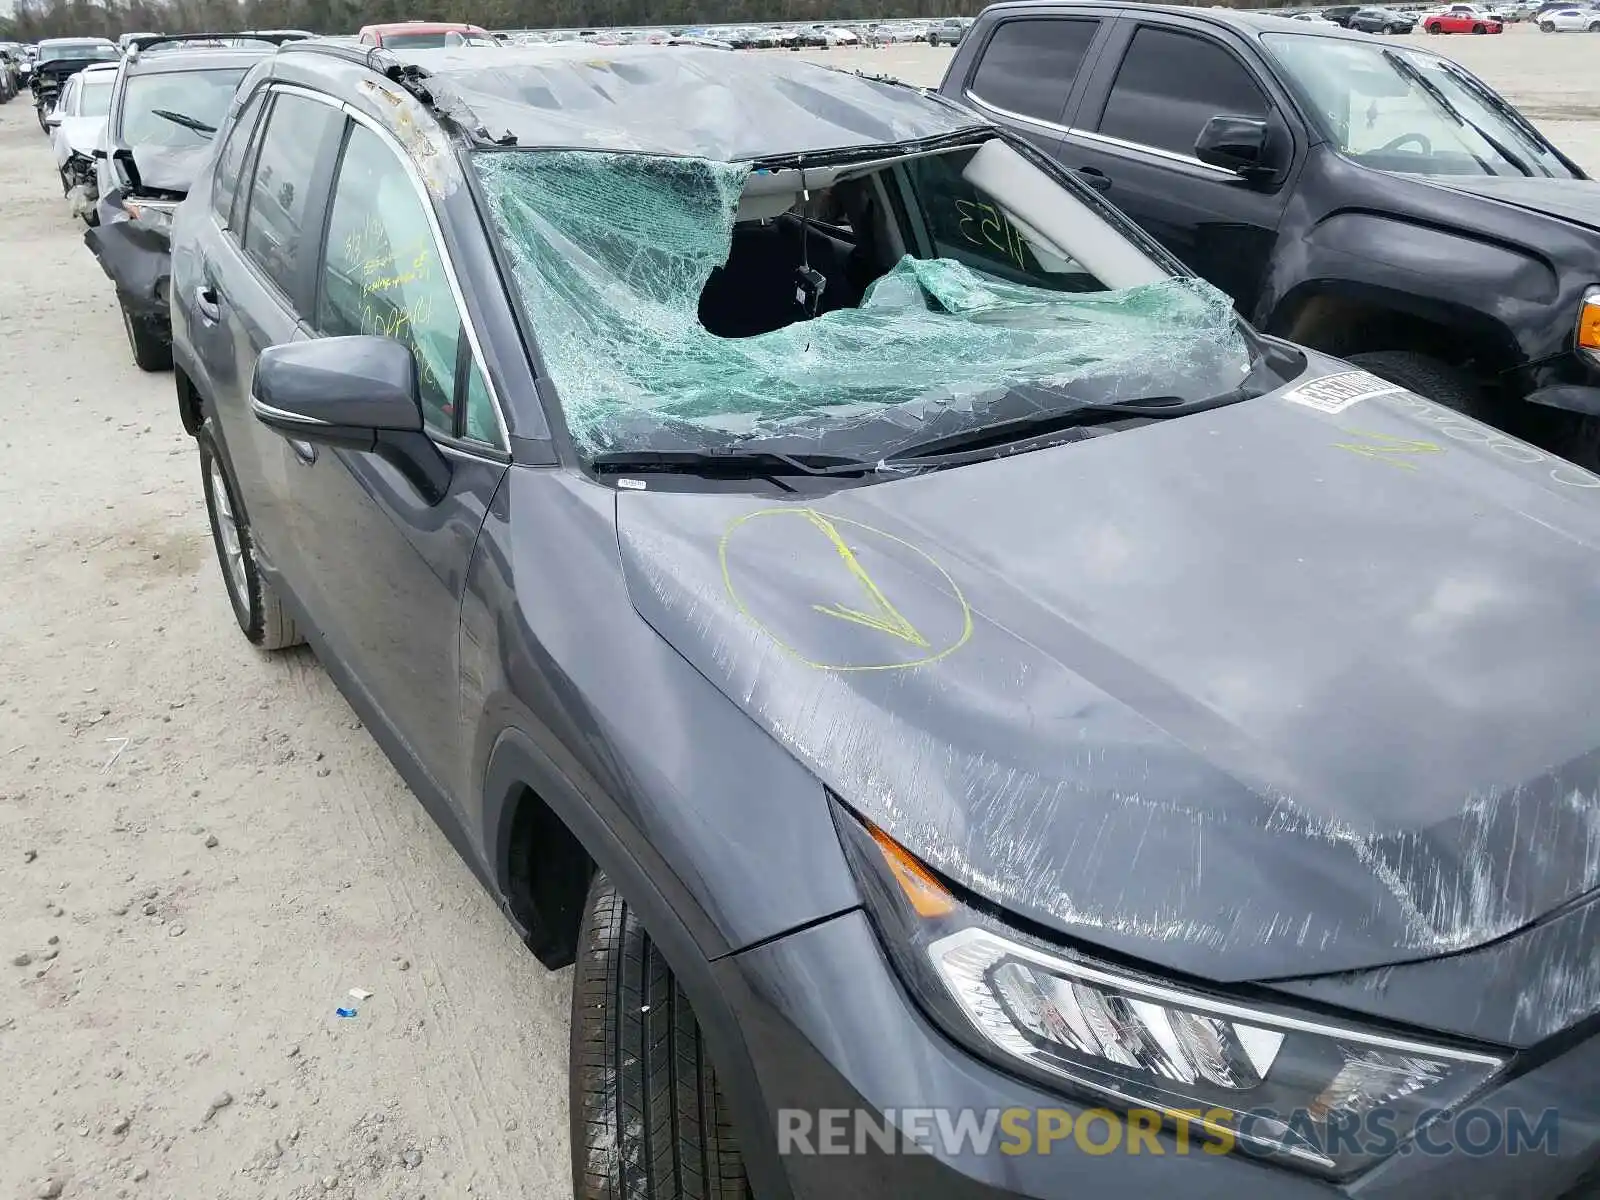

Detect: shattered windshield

[1264,34,1574,177]
[120,68,246,146]
[474,139,1251,460]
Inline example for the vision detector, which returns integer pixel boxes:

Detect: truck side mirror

[1195,115,1277,181]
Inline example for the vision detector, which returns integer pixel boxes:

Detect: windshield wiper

[589,449,879,479]
[151,108,216,136]
[1379,49,1530,177]
[879,389,1255,463]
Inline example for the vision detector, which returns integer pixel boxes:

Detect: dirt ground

[0,101,570,1200]
[0,25,1597,1200]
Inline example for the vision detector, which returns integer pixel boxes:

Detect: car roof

[39,36,116,46]
[272,41,987,160]
[980,0,1380,39]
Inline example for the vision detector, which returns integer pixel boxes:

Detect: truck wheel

[570,872,749,1200]
[119,300,173,372]
[1346,351,1494,423]
[198,421,303,650]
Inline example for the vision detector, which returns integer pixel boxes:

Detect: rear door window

[1096,25,1268,159]
[967,18,1101,127]
[239,90,344,304]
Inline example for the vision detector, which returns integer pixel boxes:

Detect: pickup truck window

[1263,35,1576,178]
[1098,26,1269,160]
[968,18,1099,126]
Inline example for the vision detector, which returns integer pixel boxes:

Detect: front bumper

[718,911,1600,1199]
[84,218,172,323]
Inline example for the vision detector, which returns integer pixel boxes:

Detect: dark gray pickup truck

[940,2,1600,460]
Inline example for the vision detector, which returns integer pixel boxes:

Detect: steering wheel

[1377,132,1432,155]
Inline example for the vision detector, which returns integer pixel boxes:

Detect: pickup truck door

[1051,13,1303,315]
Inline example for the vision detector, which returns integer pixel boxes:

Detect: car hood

[1422,174,1600,233]
[129,144,207,195]
[59,115,104,157]
[616,363,1600,982]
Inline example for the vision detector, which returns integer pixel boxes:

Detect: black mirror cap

[252,335,424,438]
[1195,115,1277,180]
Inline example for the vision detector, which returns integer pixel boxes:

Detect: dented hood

[617,371,1600,982]
[129,143,209,195]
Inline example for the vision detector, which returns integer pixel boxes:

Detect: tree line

[1,0,1263,44]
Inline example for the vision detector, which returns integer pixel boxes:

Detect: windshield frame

[1259,30,1582,179]
[113,65,249,148]
[38,40,119,63]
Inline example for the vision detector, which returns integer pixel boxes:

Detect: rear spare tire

[570,872,749,1200]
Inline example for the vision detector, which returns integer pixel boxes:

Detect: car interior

[697,140,1165,340]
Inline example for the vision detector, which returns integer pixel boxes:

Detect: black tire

[1345,350,1495,423]
[571,872,748,1200]
[1589,21,1600,29]
[1541,20,1555,29]
[120,299,172,372]
[198,422,303,651]
[1427,21,1443,31]
[1472,21,1486,31]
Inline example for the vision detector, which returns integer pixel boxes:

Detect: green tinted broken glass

[474,149,1247,452]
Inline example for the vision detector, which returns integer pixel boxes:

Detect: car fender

[1258,208,1556,365]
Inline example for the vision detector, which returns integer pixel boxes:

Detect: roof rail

[277,39,517,147]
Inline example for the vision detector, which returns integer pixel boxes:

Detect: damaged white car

[45,61,116,224]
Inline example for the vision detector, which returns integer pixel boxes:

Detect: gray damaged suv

[170,38,1600,1200]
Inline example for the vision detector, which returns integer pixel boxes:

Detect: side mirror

[252,336,451,503]
[1195,115,1277,181]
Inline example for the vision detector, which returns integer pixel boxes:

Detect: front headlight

[834,802,1505,1179]
[1578,288,1600,365]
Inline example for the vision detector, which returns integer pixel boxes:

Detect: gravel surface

[0,98,568,1200]
[0,26,1597,1199]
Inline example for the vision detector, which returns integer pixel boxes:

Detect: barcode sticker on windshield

[1283,371,1404,415]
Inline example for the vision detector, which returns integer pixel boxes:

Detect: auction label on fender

[1282,370,1404,415]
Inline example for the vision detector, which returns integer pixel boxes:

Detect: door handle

[194,284,221,323]
[1074,166,1112,192]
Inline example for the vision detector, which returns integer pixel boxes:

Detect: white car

[1538,5,1600,27]
[822,26,860,45]
[46,61,115,220]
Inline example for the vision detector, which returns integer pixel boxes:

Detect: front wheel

[570,872,749,1200]
[1346,350,1495,423]
[1472,21,1486,31]
[198,422,303,650]
[1426,21,1443,31]
[119,299,172,372]
[1541,20,1555,29]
